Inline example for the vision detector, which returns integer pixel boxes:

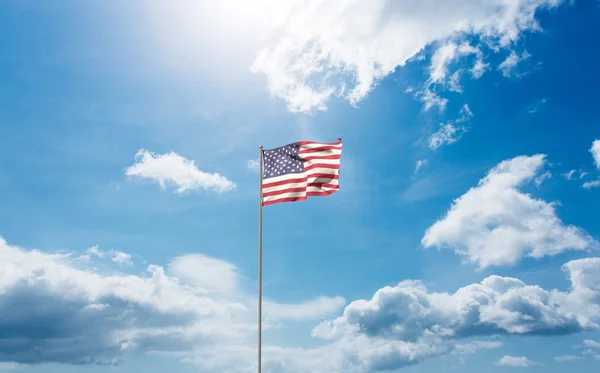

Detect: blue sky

[1,0,600,372]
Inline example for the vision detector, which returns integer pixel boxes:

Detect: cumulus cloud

[583,140,600,188]
[278,256,600,373]
[111,251,133,266]
[6,232,600,372]
[251,0,567,113]
[583,339,600,349]
[496,355,535,367]
[422,154,596,269]
[0,236,344,366]
[125,149,235,193]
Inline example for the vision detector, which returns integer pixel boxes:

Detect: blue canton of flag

[263,143,304,179]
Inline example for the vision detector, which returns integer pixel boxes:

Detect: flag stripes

[261,140,342,206]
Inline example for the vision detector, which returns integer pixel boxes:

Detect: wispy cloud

[428,104,473,150]
[535,171,552,186]
[247,159,259,171]
[554,355,581,362]
[251,0,567,113]
[527,97,548,114]
[415,159,428,174]
[498,50,531,77]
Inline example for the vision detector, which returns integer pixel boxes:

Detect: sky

[1,0,600,372]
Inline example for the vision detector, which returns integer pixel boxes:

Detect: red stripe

[263,196,307,206]
[307,190,338,197]
[262,183,339,198]
[298,145,343,154]
[304,163,340,172]
[262,190,338,206]
[262,174,338,188]
[300,154,341,162]
[297,140,342,146]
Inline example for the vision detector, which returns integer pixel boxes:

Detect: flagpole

[258,145,263,373]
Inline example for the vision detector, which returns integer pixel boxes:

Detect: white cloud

[0,236,344,367]
[535,171,552,187]
[418,88,449,112]
[498,50,530,77]
[554,355,580,362]
[429,123,466,150]
[428,104,473,150]
[583,180,600,189]
[471,58,490,79]
[77,245,133,266]
[429,43,480,86]
[251,0,567,113]
[583,339,600,349]
[422,155,596,269]
[299,256,600,372]
[111,251,133,266]
[591,140,600,169]
[527,98,547,114]
[5,231,600,372]
[415,159,428,174]
[563,170,577,180]
[496,355,535,367]
[247,159,259,171]
[125,149,235,193]
[0,363,21,371]
[455,341,503,355]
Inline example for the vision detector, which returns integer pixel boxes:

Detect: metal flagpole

[258,145,263,373]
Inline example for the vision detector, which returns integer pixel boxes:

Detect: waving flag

[261,139,342,206]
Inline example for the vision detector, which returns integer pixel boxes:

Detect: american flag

[261,139,342,206]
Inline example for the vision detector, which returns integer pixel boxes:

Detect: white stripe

[299,149,342,157]
[302,158,340,168]
[306,167,340,175]
[262,167,338,185]
[306,185,339,192]
[299,143,342,150]
[263,178,339,194]
[263,191,306,203]
[263,187,338,204]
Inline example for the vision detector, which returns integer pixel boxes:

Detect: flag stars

[262,143,304,179]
